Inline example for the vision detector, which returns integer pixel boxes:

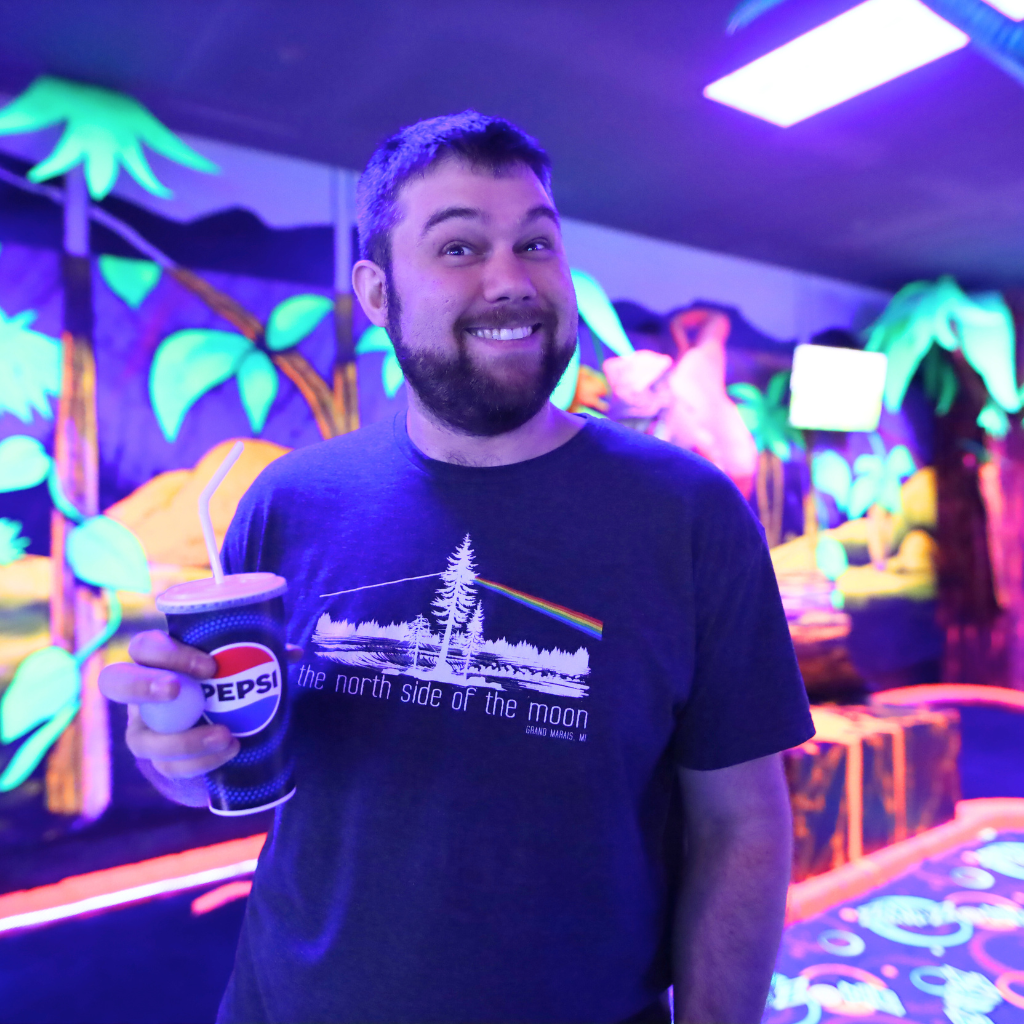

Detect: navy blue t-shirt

[217,414,813,1024]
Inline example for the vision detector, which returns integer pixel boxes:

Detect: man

[100,111,814,1024]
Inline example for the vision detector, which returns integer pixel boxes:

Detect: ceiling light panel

[705,0,970,127]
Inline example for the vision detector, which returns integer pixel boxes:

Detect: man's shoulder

[582,418,741,504]
[251,417,396,494]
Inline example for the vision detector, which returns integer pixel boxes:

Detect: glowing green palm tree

[728,371,803,546]
[865,276,1021,437]
[0,76,216,200]
[0,76,218,818]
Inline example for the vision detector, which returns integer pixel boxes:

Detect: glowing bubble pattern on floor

[768,830,1024,1023]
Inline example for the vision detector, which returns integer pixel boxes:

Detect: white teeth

[468,325,535,341]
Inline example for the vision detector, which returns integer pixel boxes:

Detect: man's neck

[406,397,585,467]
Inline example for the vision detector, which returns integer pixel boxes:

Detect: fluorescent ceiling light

[705,0,1022,127]
[986,0,1024,17]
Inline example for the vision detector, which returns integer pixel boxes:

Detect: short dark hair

[355,110,552,270]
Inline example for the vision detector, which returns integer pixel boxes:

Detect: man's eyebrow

[421,206,481,236]
[523,204,560,226]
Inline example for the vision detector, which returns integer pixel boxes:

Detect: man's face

[384,157,578,436]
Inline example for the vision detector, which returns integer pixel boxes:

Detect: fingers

[128,631,217,678]
[126,706,240,779]
[100,631,218,707]
[100,660,187,705]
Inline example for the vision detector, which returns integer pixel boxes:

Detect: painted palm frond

[0,306,61,422]
[0,76,217,200]
[0,518,29,564]
[847,435,916,519]
[727,371,802,460]
[865,276,1020,433]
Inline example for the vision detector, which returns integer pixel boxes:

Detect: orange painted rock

[105,439,290,567]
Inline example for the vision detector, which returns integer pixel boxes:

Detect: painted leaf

[765,371,789,407]
[878,475,904,516]
[266,294,333,352]
[236,349,278,433]
[978,400,1010,439]
[853,453,883,478]
[866,278,962,413]
[66,515,151,593]
[920,347,960,416]
[735,403,761,439]
[0,518,30,564]
[382,354,406,398]
[957,293,1021,413]
[0,435,51,491]
[886,445,916,482]
[354,325,394,355]
[550,342,581,411]
[0,75,217,200]
[727,383,763,405]
[812,451,852,513]
[815,536,848,582]
[0,646,80,743]
[0,306,61,422]
[847,474,879,520]
[98,255,162,309]
[767,435,791,462]
[356,327,405,397]
[149,329,252,441]
[0,700,79,793]
[572,270,634,357]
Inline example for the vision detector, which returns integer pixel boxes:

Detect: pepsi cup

[155,572,295,816]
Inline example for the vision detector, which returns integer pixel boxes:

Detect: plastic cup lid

[155,572,287,614]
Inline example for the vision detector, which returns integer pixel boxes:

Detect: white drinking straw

[199,441,244,585]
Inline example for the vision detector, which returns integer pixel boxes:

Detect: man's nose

[480,246,538,303]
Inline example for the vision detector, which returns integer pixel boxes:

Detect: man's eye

[443,243,470,256]
[523,239,551,252]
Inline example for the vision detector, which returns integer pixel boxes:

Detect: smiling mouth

[465,324,540,341]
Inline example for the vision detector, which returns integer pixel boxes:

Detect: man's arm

[672,753,792,1024]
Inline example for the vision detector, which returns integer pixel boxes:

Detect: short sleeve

[673,486,814,770]
[220,469,274,576]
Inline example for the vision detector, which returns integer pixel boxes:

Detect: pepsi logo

[201,642,281,737]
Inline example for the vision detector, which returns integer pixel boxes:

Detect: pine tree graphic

[461,601,484,675]
[430,534,478,676]
[409,613,430,669]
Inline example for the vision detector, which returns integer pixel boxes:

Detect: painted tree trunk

[756,450,785,547]
[935,359,1002,685]
[333,292,360,435]
[981,429,1024,690]
[46,169,110,818]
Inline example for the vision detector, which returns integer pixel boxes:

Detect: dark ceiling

[0,0,1022,291]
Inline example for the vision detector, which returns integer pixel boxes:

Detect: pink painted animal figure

[603,308,757,497]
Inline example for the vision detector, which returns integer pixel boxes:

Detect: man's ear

[352,260,389,328]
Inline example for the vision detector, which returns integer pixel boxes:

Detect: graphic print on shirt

[309,534,600,702]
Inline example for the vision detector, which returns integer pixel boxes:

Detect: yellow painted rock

[105,439,290,567]
[836,529,937,607]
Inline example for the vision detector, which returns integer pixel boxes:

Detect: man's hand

[99,631,239,805]
[672,753,792,1024]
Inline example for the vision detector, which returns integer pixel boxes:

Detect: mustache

[454,305,558,332]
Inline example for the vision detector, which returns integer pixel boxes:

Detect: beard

[384,270,577,437]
